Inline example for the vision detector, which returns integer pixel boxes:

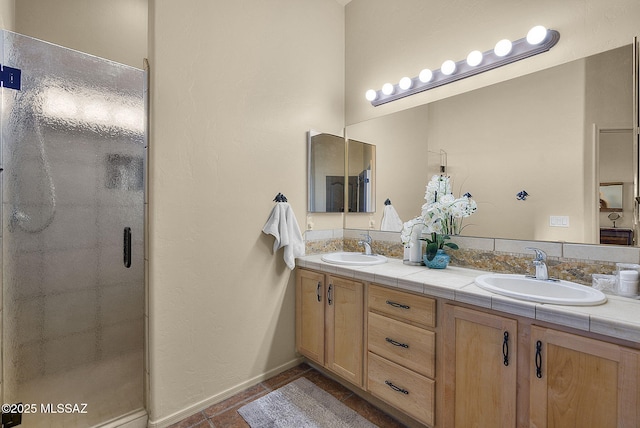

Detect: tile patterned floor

[167,363,407,428]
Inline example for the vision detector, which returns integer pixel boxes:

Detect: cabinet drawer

[368,284,436,328]
[368,312,435,378]
[368,352,435,427]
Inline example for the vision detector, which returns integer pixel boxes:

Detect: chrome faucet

[525,247,550,281]
[358,234,373,255]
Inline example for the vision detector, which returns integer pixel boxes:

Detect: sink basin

[321,252,387,266]
[475,274,607,306]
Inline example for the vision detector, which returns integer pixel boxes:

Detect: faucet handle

[525,247,546,261]
[360,233,372,243]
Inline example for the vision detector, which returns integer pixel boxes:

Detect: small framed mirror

[599,182,623,212]
[308,131,345,213]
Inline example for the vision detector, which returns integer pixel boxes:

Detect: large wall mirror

[346,43,639,245]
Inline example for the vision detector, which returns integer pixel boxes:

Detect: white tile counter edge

[296,255,640,344]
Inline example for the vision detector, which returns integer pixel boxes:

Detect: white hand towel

[262,202,305,269]
[381,204,403,232]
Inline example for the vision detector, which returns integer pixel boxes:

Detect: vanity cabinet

[443,305,517,428]
[296,266,640,428]
[366,284,436,426]
[529,326,640,427]
[295,269,364,387]
[443,305,640,428]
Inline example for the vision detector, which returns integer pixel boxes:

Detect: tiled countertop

[296,254,640,345]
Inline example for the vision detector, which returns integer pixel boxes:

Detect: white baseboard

[147,357,304,428]
[92,408,148,428]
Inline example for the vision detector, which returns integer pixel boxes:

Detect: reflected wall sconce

[366,26,560,106]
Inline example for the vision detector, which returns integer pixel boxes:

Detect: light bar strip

[369,29,560,107]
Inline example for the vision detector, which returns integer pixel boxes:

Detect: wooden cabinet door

[530,326,640,428]
[444,305,518,428]
[295,269,325,365]
[325,275,364,387]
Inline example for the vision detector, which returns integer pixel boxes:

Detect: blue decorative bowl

[423,249,450,269]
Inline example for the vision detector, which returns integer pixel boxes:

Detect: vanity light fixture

[365,25,560,106]
[441,60,457,76]
[365,89,377,101]
[419,68,433,83]
[399,76,413,90]
[494,39,513,57]
[466,50,483,67]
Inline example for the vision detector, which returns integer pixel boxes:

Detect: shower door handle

[123,227,132,268]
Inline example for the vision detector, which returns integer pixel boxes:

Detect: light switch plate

[550,215,569,227]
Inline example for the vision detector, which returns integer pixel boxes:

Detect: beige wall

[345,104,429,230]
[344,0,639,238]
[3,0,640,426]
[0,0,14,30]
[426,61,586,242]
[148,0,344,425]
[346,0,640,125]
[5,0,343,425]
[14,0,146,68]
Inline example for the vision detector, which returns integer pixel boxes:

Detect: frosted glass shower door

[1,31,145,427]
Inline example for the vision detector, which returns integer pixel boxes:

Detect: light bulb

[382,83,394,95]
[365,89,377,101]
[441,60,456,76]
[418,69,433,83]
[399,77,412,90]
[526,25,547,45]
[494,39,513,57]
[466,50,483,67]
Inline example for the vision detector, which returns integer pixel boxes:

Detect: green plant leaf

[425,242,439,260]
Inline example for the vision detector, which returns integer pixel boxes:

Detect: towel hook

[273,193,288,203]
[384,198,392,206]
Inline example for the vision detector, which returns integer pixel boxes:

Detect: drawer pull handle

[385,337,409,348]
[535,340,543,379]
[316,282,322,302]
[327,284,333,306]
[385,380,409,395]
[385,300,410,310]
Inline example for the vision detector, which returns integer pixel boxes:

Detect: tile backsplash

[303,229,640,286]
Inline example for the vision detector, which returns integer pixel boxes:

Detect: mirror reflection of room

[347,139,376,213]
[345,45,635,245]
[308,131,345,213]
[598,128,634,245]
[308,132,377,213]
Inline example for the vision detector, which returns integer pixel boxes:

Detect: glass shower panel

[2,31,145,427]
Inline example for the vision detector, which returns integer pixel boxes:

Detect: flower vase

[424,249,450,269]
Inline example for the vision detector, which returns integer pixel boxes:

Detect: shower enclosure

[1,31,145,427]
